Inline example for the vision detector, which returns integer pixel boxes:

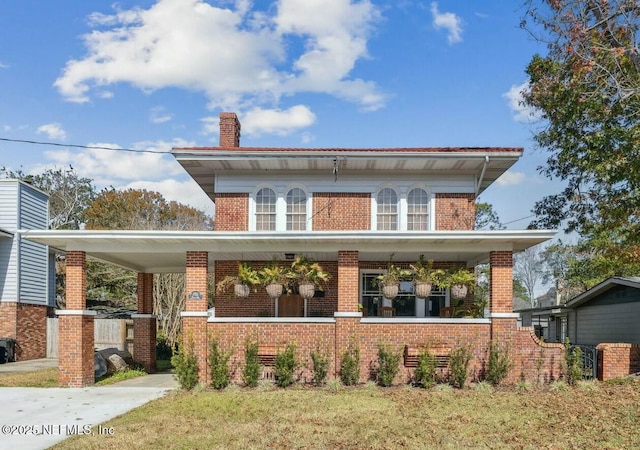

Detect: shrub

[376,343,401,387]
[208,336,233,390]
[156,332,174,360]
[564,339,583,386]
[274,343,298,388]
[449,342,473,389]
[243,338,261,388]
[310,345,330,386]
[340,339,361,386]
[485,341,513,386]
[413,348,438,388]
[171,336,199,390]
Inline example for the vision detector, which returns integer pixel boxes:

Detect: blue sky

[0,0,560,229]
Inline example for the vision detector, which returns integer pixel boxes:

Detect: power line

[0,137,170,154]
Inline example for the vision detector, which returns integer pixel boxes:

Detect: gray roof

[565,277,640,308]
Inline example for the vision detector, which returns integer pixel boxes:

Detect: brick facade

[312,193,370,230]
[214,193,249,231]
[435,193,476,230]
[133,273,156,373]
[0,302,51,361]
[489,251,513,314]
[219,112,241,147]
[337,251,359,312]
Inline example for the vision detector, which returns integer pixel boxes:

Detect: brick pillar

[182,251,209,383]
[337,250,359,313]
[334,250,362,380]
[133,273,156,373]
[58,251,95,387]
[488,250,518,380]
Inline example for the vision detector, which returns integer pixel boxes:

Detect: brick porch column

[334,250,362,380]
[58,251,95,387]
[181,251,209,384]
[133,273,156,373]
[489,251,518,375]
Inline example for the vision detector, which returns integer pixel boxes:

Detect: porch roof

[20,229,555,273]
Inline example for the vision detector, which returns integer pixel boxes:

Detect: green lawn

[52,380,640,449]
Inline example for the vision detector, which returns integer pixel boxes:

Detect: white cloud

[37,123,67,140]
[150,106,173,124]
[503,81,541,123]
[0,62,8,69]
[430,2,463,45]
[54,0,385,118]
[495,171,526,187]
[35,138,193,186]
[241,105,317,136]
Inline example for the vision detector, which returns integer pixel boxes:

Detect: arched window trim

[373,185,399,231]
[406,185,432,231]
[372,184,434,231]
[249,184,312,231]
[250,185,277,231]
[285,186,311,231]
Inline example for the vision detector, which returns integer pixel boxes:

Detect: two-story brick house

[24,112,565,387]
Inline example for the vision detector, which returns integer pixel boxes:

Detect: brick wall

[435,193,476,230]
[337,251,359,312]
[133,317,157,373]
[0,302,17,339]
[15,303,50,360]
[312,193,370,230]
[137,273,153,314]
[186,251,208,312]
[65,251,86,310]
[597,343,640,381]
[214,193,249,231]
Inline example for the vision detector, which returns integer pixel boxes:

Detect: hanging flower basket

[298,283,316,300]
[414,281,432,298]
[234,283,251,298]
[450,284,468,300]
[382,284,399,300]
[266,283,284,299]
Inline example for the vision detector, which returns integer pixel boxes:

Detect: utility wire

[0,137,170,154]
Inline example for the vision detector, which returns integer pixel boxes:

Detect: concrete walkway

[0,359,178,450]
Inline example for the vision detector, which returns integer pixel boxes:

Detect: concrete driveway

[0,359,177,450]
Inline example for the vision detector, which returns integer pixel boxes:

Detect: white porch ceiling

[20,230,555,273]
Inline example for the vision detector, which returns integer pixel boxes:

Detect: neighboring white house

[0,179,54,361]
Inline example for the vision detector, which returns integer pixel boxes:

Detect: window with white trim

[407,188,429,231]
[255,187,276,231]
[376,188,398,231]
[286,188,307,231]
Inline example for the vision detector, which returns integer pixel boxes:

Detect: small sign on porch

[188,291,203,300]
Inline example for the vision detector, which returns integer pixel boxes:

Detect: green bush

[243,338,261,387]
[564,339,583,386]
[156,332,174,360]
[171,336,199,390]
[449,343,473,389]
[340,339,361,386]
[414,349,438,388]
[485,341,513,386]
[310,345,330,386]
[274,343,298,388]
[376,343,401,387]
[208,336,233,390]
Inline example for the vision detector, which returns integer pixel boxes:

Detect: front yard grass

[52,380,640,449]
[0,368,58,387]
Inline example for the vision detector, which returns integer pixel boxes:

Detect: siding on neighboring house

[570,285,640,345]
[0,180,51,306]
[17,183,49,305]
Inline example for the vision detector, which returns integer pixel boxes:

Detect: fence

[46,318,134,358]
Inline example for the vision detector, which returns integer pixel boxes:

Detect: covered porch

[21,229,557,387]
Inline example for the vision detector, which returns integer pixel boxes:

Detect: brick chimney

[219,112,241,147]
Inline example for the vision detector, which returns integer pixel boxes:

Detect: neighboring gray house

[0,179,54,361]
[517,277,640,346]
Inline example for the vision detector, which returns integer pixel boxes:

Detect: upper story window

[250,185,310,231]
[407,188,429,231]
[376,188,398,231]
[286,188,307,231]
[373,184,434,231]
[255,187,276,231]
